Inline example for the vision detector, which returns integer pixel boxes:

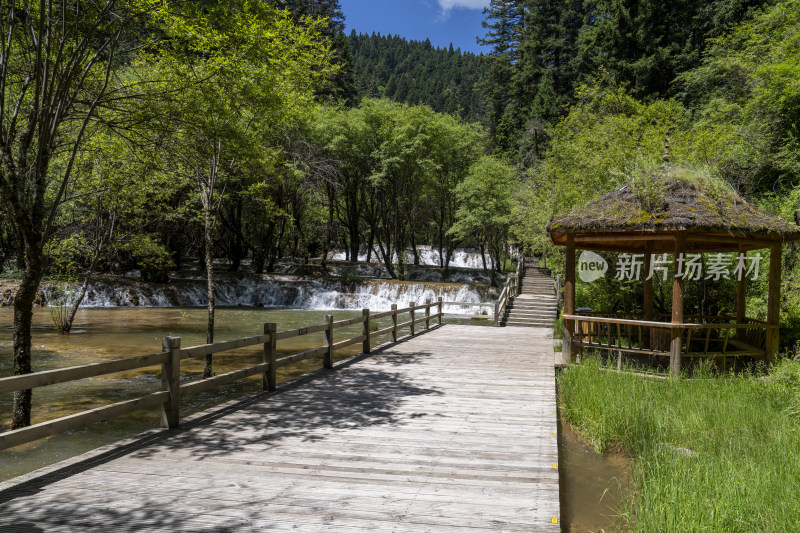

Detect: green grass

[558,356,800,532]
[0,266,23,279]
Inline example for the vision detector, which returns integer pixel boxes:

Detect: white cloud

[437,0,490,12]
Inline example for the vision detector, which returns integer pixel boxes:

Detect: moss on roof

[547,167,800,238]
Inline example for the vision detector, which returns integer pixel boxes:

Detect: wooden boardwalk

[0,325,560,532]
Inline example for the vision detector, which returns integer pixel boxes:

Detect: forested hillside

[501,0,800,343]
[480,0,772,160]
[348,32,486,121]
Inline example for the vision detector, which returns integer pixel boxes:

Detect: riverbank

[558,356,800,532]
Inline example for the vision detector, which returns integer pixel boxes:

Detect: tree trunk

[204,202,215,378]
[321,188,334,271]
[365,230,374,263]
[349,224,360,263]
[480,243,487,272]
[12,250,43,429]
[443,246,453,280]
[438,206,445,268]
[377,240,397,279]
[267,218,285,273]
[62,254,100,334]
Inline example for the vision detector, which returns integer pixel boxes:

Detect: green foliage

[0,267,24,280]
[318,98,492,277]
[514,79,687,258]
[338,267,358,284]
[349,33,487,121]
[680,0,800,195]
[449,156,516,269]
[560,357,800,531]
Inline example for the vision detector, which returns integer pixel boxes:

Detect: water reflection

[559,418,631,532]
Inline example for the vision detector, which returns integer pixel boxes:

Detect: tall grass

[559,357,800,532]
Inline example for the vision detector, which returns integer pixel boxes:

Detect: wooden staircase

[502,266,558,328]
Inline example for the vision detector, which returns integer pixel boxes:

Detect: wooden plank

[562,314,675,328]
[332,335,366,351]
[333,316,367,328]
[180,363,270,397]
[413,316,428,326]
[160,337,181,429]
[275,323,328,340]
[179,334,271,360]
[371,325,395,338]
[324,314,333,369]
[0,351,168,394]
[0,391,169,450]
[275,346,328,368]
[572,341,668,356]
[264,323,277,392]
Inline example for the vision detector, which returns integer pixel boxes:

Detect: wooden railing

[0,299,444,451]
[563,313,776,359]
[494,256,524,326]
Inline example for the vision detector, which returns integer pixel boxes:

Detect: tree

[679,0,800,195]
[449,156,516,273]
[425,112,486,276]
[575,0,769,98]
[478,0,524,149]
[280,0,359,105]
[45,131,177,333]
[0,1,154,429]
[145,1,336,376]
[349,32,486,121]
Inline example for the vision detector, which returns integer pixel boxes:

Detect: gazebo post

[643,245,653,349]
[564,236,576,363]
[766,244,782,365]
[670,234,686,378]
[736,246,747,324]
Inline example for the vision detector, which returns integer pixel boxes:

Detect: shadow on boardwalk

[0,347,442,531]
[0,326,561,532]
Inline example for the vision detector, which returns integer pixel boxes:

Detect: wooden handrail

[0,298,447,451]
[563,314,779,329]
[567,312,774,360]
[0,351,168,395]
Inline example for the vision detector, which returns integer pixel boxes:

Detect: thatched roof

[547,172,800,253]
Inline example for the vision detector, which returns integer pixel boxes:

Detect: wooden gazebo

[547,173,800,376]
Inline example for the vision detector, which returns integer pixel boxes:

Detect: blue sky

[340,0,490,55]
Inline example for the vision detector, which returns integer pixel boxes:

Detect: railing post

[160,336,181,429]
[263,323,277,392]
[425,298,431,330]
[494,301,500,327]
[362,308,371,354]
[410,301,416,336]
[391,304,398,342]
[437,297,442,325]
[324,314,334,369]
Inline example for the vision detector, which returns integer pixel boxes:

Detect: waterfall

[328,245,496,270]
[71,275,494,314]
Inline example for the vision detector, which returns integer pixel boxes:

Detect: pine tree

[347,33,487,121]
[477,0,524,148]
[278,0,358,104]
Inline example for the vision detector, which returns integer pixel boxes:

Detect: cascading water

[329,245,496,270]
[72,275,494,314]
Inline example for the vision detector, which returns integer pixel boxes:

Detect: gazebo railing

[563,314,774,359]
